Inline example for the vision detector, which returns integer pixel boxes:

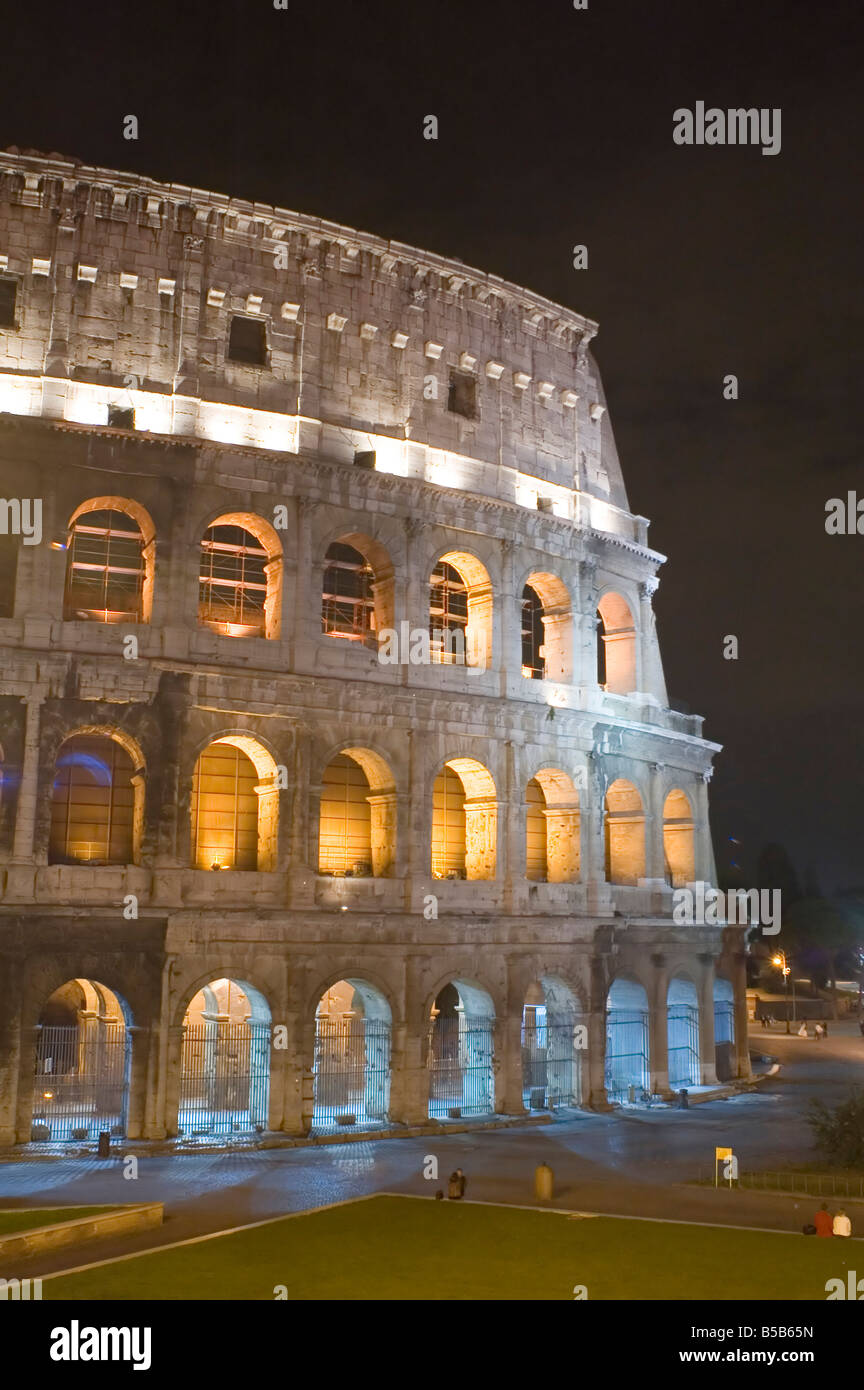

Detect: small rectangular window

[227,316,268,366]
[353,450,376,470]
[448,372,477,419]
[0,278,18,328]
[108,405,135,430]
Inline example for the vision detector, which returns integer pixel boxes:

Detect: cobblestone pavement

[3,1022,863,1275]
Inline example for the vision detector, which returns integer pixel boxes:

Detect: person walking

[833,1209,851,1237]
[859,1017,864,1038]
[815,1203,834,1237]
[822,1019,829,1037]
[798,1021,809,1038]
[447,1168,466,1200]
[814,1022,824,1041]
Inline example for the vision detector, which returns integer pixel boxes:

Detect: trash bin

[535,1163,554,1200]
[97,1130,111,1157]
[678,1089,689,1109]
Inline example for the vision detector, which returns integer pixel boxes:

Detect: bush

[808,1088,864,1167]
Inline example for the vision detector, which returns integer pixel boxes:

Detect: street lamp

[772,951,796,1035]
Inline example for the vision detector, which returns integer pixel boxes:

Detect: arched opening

[190,736,279,871]
[596,592,636,694]
[64,498,155,624]
[312,979,392,1131]
[522,976,583,1111]
[49,731,141,865]
[432,758,496,880]
[605,977,650,1104]
[427,980,495,1118]
[429,551,492,669]
[663,788,695,886]
[525,768,580,882]
[522,572,572,681]
[31,979,131,1143]
[667,976,701,1089]
[318,747,396,877]
[178,978,271,1138]
[604,779,645,884]
[713,977,735,1081]
[198,512,282,639]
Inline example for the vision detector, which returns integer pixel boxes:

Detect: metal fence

[708,1170,864,1199]
[312,1017,391,1129]
[177,1022,270,1137]
[428,1015,494,1118]
[714,1000,735,1081]
[605,1009,650,1103]
[668,1003,700,1089]
[522,1016,582,1109]
[31,1022,130,1142]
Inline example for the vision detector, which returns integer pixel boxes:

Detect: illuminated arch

[31,978,132,1143]
[597,591,636,694]
[522,975,584,1110]
[427,977,496,1119]
[49,728,145,865]
[713,976,736,1081]
[190,735,280,871]
[605,976,650,1104]
[525,768,581,883]
[663,788,695,886]
[178,977,271,1138]
[318,746,396,878]
[198,511,283,639]
[521,572,572,681]
[321,531,394,643]
[429,550,492,670]
[667,975,701,1089]
[312,977,392,1130]
[432,758,497,880]
[604,778,645,884]
[65,496,156,624]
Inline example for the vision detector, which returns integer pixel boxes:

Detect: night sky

[2,0,861,888]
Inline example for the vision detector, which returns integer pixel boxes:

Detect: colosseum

[0,148,749,1149]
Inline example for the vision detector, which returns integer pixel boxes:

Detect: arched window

[313,979,392,1131]
[432,759,497,881]
[64,508,146,623]
[525,769,580,883]
[178,978,271,1138]
[49,734,137,865]
[429,561,468,664]
[663,788,695,886]
[31,979,131,1143]
[604,779,645,885]
[319,754,372,876]
[199,523,269,637]
[596,593,637,694]
[322,543,375,640]
[432,766,465,877]
[521,585,545,679]
[191,742,259,870]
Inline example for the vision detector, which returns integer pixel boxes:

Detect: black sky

[2,0,862,889]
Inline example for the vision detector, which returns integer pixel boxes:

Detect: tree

[808,1089,864,1169]
[780,897,864,1018]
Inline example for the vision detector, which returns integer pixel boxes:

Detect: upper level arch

[49,727,146,866]
[520,571,572,682]
[189,733,280,871]
[64,496,156,624]
[596,590,637,694]
[198,510,283,639]
[320,529,394,644]
[431,757,497,881]
[428,549,492,670]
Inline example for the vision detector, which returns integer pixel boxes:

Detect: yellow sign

[715,1146,732,1160]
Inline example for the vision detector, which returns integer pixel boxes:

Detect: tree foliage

[808,1089,864,1169]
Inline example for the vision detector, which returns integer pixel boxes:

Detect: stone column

[174,233,204,397]
[254,780,280,872]
[649,957,671,1097]
[499,539,520,686]
[464,798,497,879]
[543,807,580,882]
[638,577,661,697]
[643,761,667,884]
[367,792,397,878]
[583,752,612,914]
[541,609,571,683]
[5,689,47,900]
[495,1012,525,1116]
[694,771,717,884]
[0,978,23,1145]
[698,956,718,1086]
[467,581,494,673]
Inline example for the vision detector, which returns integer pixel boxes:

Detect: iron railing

[32,1022,130,1141]
[177,1022,270,1137]
[428,1015,494,1118]
[668,1003,700,1089]
[312,1017,391,1129]
[605,1009,650,1103]
[522,1016,582,1109]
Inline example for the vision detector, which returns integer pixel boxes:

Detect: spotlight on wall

[50,539,67,551]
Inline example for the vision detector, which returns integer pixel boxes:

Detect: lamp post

[772,951,792,1035]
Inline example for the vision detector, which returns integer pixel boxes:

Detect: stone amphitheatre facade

[0,149,749,1148]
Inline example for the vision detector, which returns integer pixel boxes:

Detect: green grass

[0,1207,115,1235]
[45,1196,860,1301]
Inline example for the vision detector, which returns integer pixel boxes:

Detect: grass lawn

[0,1207,115,1235]
[45,1196,859,1301]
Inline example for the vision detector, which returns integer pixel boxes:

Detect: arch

[429,549,492,669]
[321,530,394,643]
[522,974,584,1111]
[521,571,572,682]
[713,976,736,1081]
[190,735,279,871]
[605,976,650,1104]
[31,978,132,1143]
[49,729,144,865]
[318,746,396,878]
[525,768,580,883]
[432,758,497,880]
[65,496,156,624]
[312,977,392,1130]
[667,975,701,1089]
[427,977,495,1119]
[604,778,645,885]
[597,591,636,694]
[198,511,283,639]
[178,976,271,1138]
[663,788,695,886]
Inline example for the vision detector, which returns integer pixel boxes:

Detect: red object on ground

[815,1209,834,1237]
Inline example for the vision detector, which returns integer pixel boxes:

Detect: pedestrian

[798,1021,808,1038]
[435,1190,444,1200]
[815,1202,834,1238]
[833,1209,851,1238]
[859,1018,864,1038]
[814,1022,824,1041]
[447,1169,466,1200]
[822,1019,829,1037]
